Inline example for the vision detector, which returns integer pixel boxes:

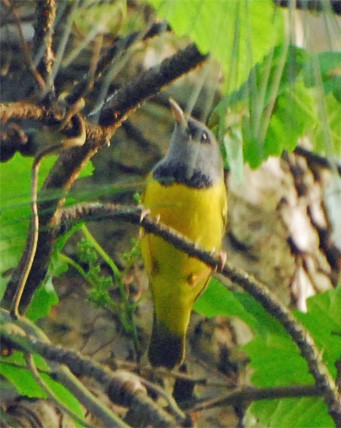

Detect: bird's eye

[200,131,209,144]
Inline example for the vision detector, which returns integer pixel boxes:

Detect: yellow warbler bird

[141,99,227,369]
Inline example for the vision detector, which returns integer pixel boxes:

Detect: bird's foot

[139,206,151,223]
[210,249,227,272]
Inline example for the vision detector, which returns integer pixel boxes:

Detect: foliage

[0,153,93,299]
[196,280,341,427]
[0,352,85,426]
[0,0,340,426]
[148,0,341,172]
[148,0,285,91]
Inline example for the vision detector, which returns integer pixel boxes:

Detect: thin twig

[33,0,56,86]
[0,317,181,427]
[25,353,92,428]
[189,385,321,411]
[58,202,341,425]
[0,312,129,428]
[0,320,326,423]
[3,0,45,90]
[99,43,207,128]
[66,21,170,106]
[10,143,63,318]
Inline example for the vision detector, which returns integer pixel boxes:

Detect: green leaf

[312,93,341,157]
[40,373,85,424]
[0,352,85,425]
[264,82,316,157]
[294,285,341,378]
[211,44,309,168]
[304,51,341,101]
[0,352,47,398]
[148,0,285,90]
[195,278,286,336]
[26,277,59,322]
[243,334,314,387]
[0,151,93,299]
[0,153,57,281]
[196,280,340,427]
[247,397,333,428]
[245,285,341,427]
[78,159,94,180]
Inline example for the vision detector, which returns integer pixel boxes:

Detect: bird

[140,98,227,369]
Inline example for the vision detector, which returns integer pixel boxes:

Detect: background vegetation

[0,0,340,427]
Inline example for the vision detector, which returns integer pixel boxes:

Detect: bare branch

[190,385,321,411]
[99,43,207,128]
[2,43,207,312]
[2,0,45,90]
[33,0,56,87]
[0,316,183,428]
[58,202,341,425]
[0,317,326,426]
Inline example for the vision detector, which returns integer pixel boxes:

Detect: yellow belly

[141,176,227,336]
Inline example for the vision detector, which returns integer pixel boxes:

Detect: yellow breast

[141,176,227,335]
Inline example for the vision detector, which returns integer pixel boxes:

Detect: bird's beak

[169,98,187,128]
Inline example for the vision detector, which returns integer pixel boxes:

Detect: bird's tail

[148,314,185,369]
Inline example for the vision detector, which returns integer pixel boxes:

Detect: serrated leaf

[148,0,285,91]
[195,278,286,336]
[247,397,333,428]
[244,285,341,427]
[294,285,341,378]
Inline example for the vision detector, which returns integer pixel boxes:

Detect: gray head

[153,99,224,188]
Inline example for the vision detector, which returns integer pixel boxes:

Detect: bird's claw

[139,207,151,223]
[210,249,227,272]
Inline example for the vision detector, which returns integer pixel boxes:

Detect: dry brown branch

[99,43,207,128]
[33,0,56,86]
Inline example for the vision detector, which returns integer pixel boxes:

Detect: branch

[2,0,45,90]
[99,43,207,128]
[59,202,341,425]
[0,314,128,428]
[0,316,184,428]
[25,354,93,428]
[0,316,325,425]
[294,145,341,176]
[2,42,208,312]
[33,0,56,87]
[190,385,321,411]
[66,21,171,105]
